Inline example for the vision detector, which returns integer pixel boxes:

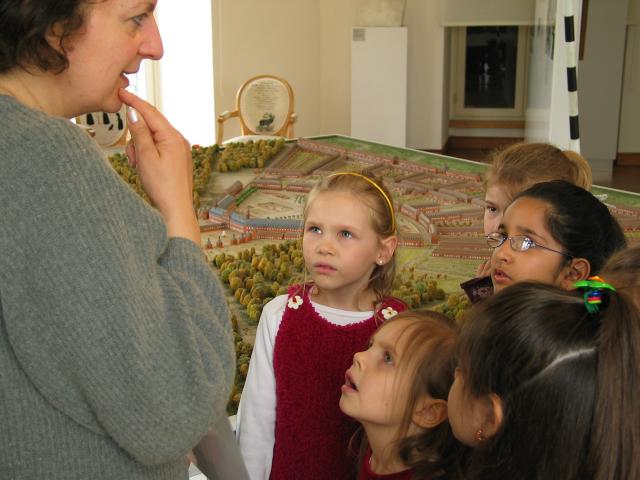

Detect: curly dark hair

[0,0,92,74]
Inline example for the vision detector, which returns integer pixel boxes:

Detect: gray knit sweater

[0,95,235,479]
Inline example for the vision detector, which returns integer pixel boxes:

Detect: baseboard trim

[449,119,525,129]
[422,138,451,155]
[617,153,640,166]
[446,136,522,151]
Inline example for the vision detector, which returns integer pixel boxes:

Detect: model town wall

[202,138,490,258]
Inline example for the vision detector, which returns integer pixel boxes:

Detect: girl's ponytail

[590,248,640,479]
[458,276,640,479]
[591,287,640,480]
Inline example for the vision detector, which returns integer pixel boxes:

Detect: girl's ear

[560,257,591,290]
[377,235,398,265]
[482,393,504,439]
[412,397,448,429]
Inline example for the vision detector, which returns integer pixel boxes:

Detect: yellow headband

[328,172,396,232]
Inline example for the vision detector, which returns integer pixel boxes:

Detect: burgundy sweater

[269,285,406,480]
[358,449,415,480]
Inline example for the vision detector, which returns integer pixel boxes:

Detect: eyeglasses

[486,232,573,258]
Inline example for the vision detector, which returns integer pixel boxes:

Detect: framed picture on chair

[217,74,296,144]
[240,77,290,134]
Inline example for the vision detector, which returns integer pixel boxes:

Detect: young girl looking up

[488,180,626,293]
[447,279,640,479]
[237,172,407,480]
[340,311,465,480]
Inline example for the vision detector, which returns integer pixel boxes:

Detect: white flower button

[287,295,303,310]
[381,307,398,319]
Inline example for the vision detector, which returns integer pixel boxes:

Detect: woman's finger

[125,104,159,161]
[119,88,174,135]
[125,140,137,168]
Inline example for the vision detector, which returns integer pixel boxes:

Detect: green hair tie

[574,276,616,314]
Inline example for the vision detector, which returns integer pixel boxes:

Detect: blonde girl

[237,172,407,480]
[341,311,465,480]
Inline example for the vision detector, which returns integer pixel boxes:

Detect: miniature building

[217,194,236,210]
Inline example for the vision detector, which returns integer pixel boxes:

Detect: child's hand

[119,89,200,244]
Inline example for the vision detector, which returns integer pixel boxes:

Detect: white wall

[211,0,321,141]
[618,0,640,153]
[211,0,447,150]
[318,0,359,136]
[579,0,628,171]
[405,0,447,149]
[351,27,408,147]
[441,0,535,26]
[525,0,629,179]
[155,1,215,145]
[157,0,635,157]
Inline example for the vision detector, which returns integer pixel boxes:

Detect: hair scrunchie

[574,276,616,314]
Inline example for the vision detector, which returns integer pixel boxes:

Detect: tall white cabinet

[351,27,408,148]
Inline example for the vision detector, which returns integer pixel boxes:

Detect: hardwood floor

[445,147,640,194]
[596,165,640,194]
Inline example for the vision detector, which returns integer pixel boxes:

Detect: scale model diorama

[109,135,640,413]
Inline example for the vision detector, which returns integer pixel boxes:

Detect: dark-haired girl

[488,180,626,293]
[340,311,466,480]
[448,277,640,479]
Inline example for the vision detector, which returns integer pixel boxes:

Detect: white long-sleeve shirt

[236,294,373,480]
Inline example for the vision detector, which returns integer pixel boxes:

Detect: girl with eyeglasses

[488,180,626,293]
[482,143,592,238]
[462,144,593,301]
[477,142,592,278]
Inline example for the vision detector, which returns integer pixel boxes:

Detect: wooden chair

[216,74,296,144]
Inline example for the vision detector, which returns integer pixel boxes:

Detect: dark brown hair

[0,0,91,74]
[361,311,466,479]
[513,180,627,274]
[599,245,640,296]
[458,281,640,479]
